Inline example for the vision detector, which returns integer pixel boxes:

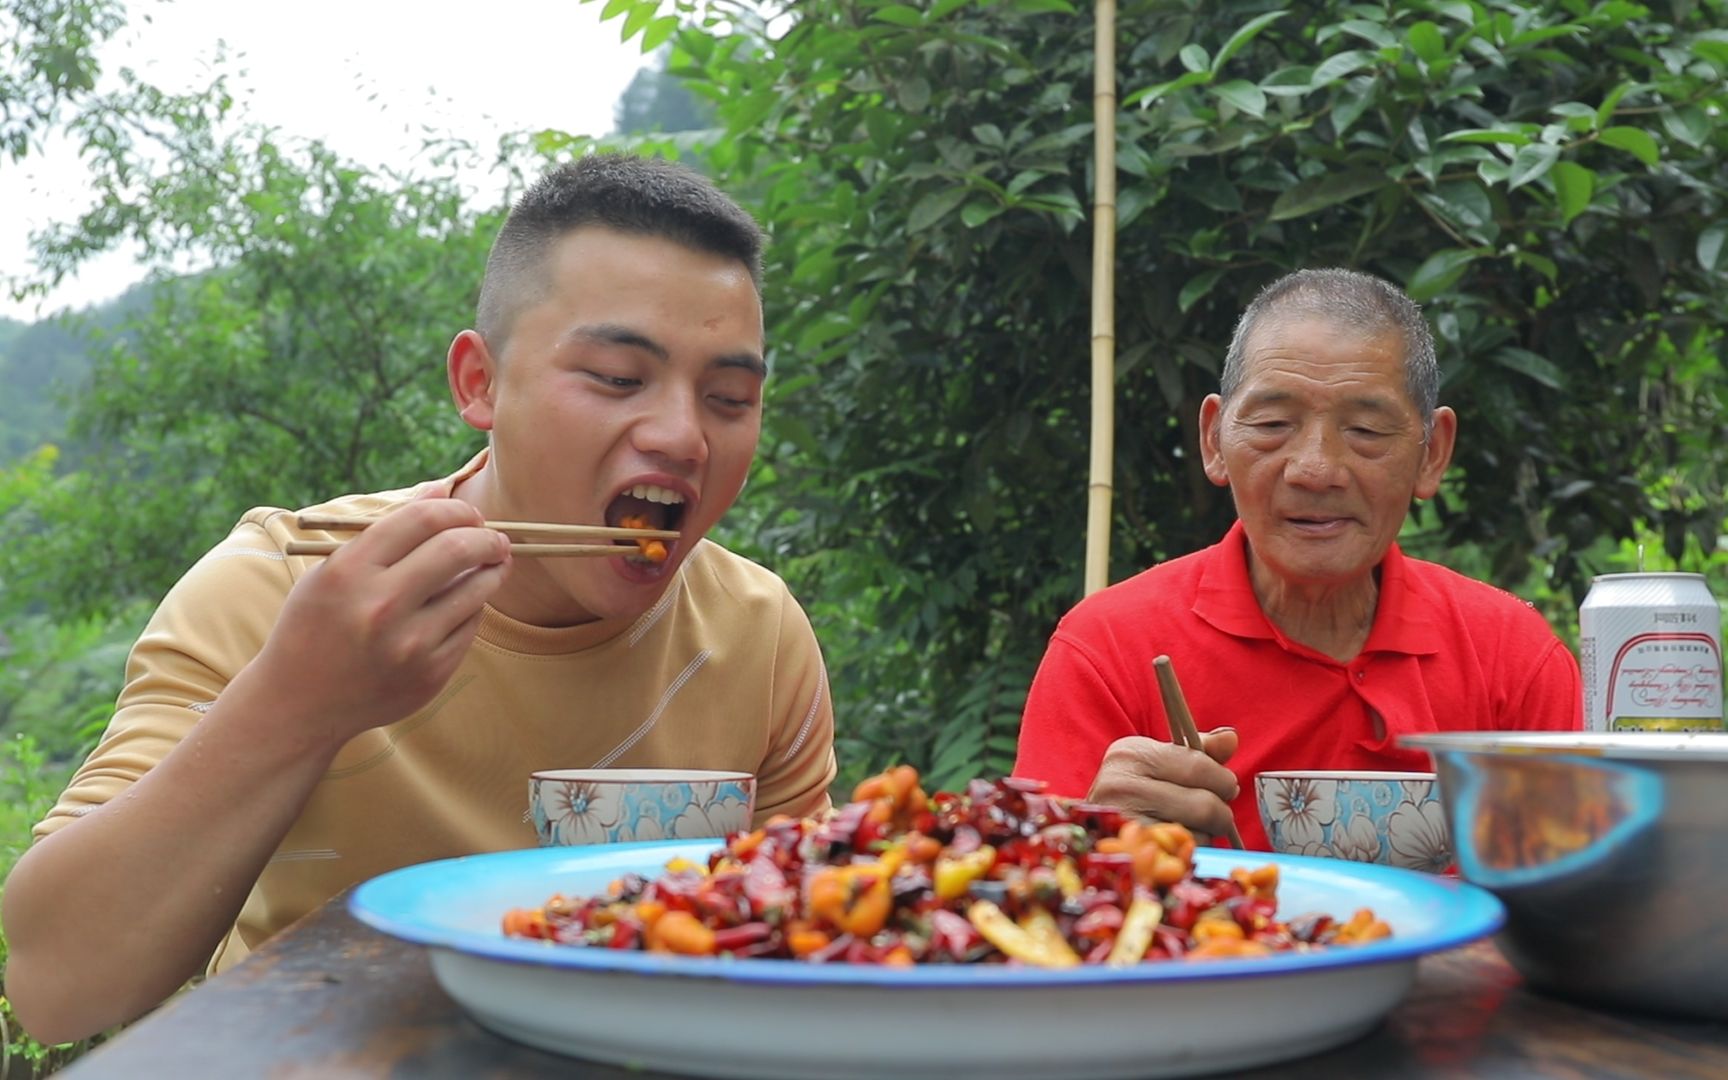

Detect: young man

[4,155,836,1043]
[1015,268,1580,848]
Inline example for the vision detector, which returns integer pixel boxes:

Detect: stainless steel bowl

[1402,731,1728,1021]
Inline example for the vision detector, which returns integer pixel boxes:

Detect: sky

[0,0,648,321]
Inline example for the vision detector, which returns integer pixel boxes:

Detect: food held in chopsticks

[501,767,1391,965]
[618,514,668,564]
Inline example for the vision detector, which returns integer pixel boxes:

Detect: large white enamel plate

[350,841,1504,1080]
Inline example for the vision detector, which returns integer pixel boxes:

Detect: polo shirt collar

[1193,521,1443,657]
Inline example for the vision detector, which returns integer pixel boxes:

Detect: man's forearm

[1,674,342,1045]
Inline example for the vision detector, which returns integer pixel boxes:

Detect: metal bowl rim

[1402,731,1728,762]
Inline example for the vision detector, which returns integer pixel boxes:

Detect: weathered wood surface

[60,894,1728,1079]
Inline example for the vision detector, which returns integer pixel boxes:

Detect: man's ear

[1199,394,1230,488]
[1414,405,1458,500]
[448,329,498,431]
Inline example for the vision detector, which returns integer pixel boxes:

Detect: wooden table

[60,894,1728,1080]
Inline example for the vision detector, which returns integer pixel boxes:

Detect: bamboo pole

[1085,0,1118,596]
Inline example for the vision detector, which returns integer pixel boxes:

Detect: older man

[1014,267,1581,849]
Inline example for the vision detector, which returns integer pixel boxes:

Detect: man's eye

[586,371,640,389]
[710,394,758,410]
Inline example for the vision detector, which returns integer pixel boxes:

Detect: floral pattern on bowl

[1255,771,1451,873]
[530,769,756,847]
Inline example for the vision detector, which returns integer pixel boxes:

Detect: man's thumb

[1200,727,1238,764]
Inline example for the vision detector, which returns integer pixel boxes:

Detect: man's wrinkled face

[1199,316,1454,591]
[464,226,764,625]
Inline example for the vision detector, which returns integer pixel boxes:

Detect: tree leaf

[1406,21,1446,63]
[1440,128,1532,147]
[1660,104,1709,149]
[1550,160,1594,226]
[621,2,656,41]
[1510,250,1558,282]
[1210,11,1287,74]
[1698,224,1728,272]
[1125,69,1213,109]
[908,186,969,232]
[1268,167,1389,221]
[1179,44,1210,73]
[897,76,932,113]
[1210,79,1267,118]
[1407,247,1488,301]
[1506,143,1559,191]
[1178,267,1226,312]
[1691,35,1728,68]
[640,16,679,53]
[1598,125,1659,166]
[1431,180,1493,233]
[1331,75,1377,136]
[961,200,1003,228]
[1549,102,1599,132]
[1490,346,1565,390]
[1595,81,1636,128]
[1324,19,1397,49]
[1311,49,1375,87]
[873,5,924,27]
[1259,65,1317,96]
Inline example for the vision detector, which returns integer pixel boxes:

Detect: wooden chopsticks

[1153,654,1247,850]
[285,513,678,559]
[283,540,627,558]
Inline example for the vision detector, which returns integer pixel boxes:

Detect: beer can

[1579,572,1723,733]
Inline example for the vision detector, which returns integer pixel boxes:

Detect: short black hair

[476,154,765,351]
[1221,267,1439,439]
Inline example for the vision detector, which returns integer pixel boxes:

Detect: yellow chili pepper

[1054,857,1083,900]
[966,900,1080,968]
[934,846,997,900]
[1106,896,1165,967]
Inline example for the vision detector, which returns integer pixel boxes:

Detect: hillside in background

[0,281,156,462]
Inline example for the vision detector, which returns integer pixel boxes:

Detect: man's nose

[633,387,708,466]
[1283,424,1346,489]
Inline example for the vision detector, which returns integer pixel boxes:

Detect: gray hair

[1219,268,1439,439]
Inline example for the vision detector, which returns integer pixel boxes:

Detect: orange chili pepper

[807,864,894,937]
[618,514,669,562]
[787,925,832,958]
[647,910,718,955]
[501,908,548,940]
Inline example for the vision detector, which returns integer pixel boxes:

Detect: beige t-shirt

[34,453,836,972]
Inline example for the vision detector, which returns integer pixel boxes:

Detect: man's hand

[1086,730,1240,839]
[242,497,512,749]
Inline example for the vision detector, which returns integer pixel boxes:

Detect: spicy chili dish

[502,767,1392,967]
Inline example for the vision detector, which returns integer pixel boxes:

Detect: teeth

[628,483,685,505]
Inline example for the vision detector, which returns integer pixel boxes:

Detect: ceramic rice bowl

[529,768,755,847]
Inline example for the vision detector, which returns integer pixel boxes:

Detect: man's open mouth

[606,483,687,564]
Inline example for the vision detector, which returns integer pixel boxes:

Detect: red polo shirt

[1013,522,1582,849]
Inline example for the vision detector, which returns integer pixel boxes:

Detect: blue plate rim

[348,840,1505,988]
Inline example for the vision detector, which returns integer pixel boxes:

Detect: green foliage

[6,129,497,618]
[584,0,1728,783]
[0,0,126,165]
